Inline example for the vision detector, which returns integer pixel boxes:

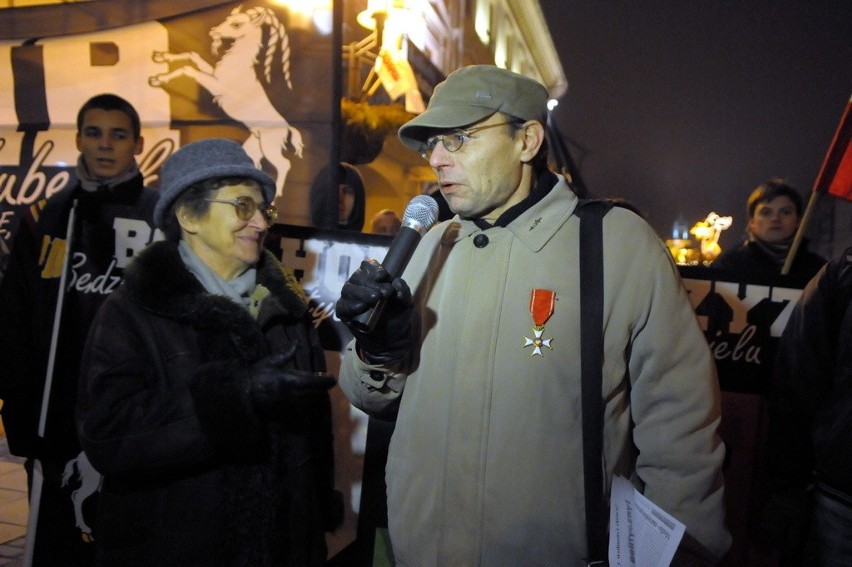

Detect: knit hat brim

[154,139,277,227]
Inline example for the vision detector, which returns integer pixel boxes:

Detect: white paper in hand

[608,475,685,567]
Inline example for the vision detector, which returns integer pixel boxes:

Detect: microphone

[348,195,439,333]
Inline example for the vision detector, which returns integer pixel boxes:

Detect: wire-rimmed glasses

[204,196,278,223]
[418,120,515,160]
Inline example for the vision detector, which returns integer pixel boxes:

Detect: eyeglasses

[419,120,515,160]
[204,196,278,223]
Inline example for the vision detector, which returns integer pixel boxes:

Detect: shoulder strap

[831,250,852,387]
[575,200,613,565]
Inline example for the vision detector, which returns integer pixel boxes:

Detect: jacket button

[474,234,489,248]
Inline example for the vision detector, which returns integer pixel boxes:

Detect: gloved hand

[336,259,414,364]
[246,345,336,412]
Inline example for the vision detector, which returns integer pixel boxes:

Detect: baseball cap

[398,65,549,150]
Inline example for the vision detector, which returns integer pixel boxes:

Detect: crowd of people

[0,64,849,567]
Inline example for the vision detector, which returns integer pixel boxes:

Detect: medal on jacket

[523,289,555,357]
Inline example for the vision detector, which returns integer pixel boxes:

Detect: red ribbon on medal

[529,289,555,329]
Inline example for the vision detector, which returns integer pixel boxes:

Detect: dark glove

[246,346,336,412]
[336,259,413,364]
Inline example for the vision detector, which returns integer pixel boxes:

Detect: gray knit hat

[153,138,276,227]
[398,65,549,150]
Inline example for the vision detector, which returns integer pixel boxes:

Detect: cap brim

[398,105,497,150]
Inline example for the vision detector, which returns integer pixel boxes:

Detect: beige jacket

[340,176,730,566]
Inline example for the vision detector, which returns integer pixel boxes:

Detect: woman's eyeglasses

[419,121,515,160]
[205,196,278,223]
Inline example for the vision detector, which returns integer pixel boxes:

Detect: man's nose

[428,143,452,167]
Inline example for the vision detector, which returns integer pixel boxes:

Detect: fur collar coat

[78,240,339,566]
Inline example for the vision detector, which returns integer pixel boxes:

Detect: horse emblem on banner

[149,6,302,199]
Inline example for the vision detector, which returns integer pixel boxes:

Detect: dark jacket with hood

[308,162,365,231]
[77,240,340,566]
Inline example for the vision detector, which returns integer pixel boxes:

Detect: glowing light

[350,0,425,101]
[357,0,425,31]
[666,212,732,266]
[271,0,332,34]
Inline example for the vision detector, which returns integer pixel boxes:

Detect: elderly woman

[76,139,340,566]
[712,177,825,278]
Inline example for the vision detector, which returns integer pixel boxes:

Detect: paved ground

[0,434,26,567]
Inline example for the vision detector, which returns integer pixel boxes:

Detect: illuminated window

[1,0,92,8]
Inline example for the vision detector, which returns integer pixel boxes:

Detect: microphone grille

[402,195,440,231]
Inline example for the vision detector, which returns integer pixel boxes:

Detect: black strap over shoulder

[828,249,852,411]
[574,199,614,565]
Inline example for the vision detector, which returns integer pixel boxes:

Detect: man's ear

[519,121,545,163]
[134,135,145,156]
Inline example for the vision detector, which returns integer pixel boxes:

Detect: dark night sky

[538,1,852,254]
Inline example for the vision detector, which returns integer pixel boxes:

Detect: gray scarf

[748,234,792,266]
[75,155,140,192]
[178,240,257,309]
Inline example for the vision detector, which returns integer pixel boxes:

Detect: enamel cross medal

[523,289,555,357]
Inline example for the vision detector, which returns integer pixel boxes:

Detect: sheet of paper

[608,475,685,567]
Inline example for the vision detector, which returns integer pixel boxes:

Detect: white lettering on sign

[0,210,14,241]
[276,234,389,330]
[683,277,800,339]
[68,253,123,295]
[279,236,387,297]
[0,141,71,206]
[114,217,157,269]
[707,324,762,364]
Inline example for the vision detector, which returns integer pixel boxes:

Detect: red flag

[813,95,852,200]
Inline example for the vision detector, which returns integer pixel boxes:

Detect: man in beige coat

[337,65,730,566]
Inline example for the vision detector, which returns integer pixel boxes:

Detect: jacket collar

[37,173,147,226]
[123,241,309,334]
[441,174,580,253]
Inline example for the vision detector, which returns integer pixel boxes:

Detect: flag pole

[782,94,852,275]
[781,191,819,274]
[23,200,77,567]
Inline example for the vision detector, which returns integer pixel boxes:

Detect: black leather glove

[336,259,414,364]
[246,346,336,412]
